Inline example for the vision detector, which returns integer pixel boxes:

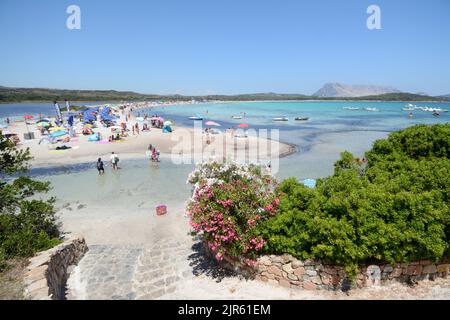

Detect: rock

[281,254,293,263]
[306,270,317,276]
[420,260,432,265]
[310,276,322,285]
[422,264,437,274]
[287,273,298,281]
[293,267,305,277]
[303,281,316,290]
[437,264,450,273]
[406,265,423,276]
[267,266,282,277]
[278,279,291,288]
[304,259,316,266]
[390,267,402,278]
[291,260,304,269]
[383,265,393,273]
[366,265,381,286]
[282,263,293,273]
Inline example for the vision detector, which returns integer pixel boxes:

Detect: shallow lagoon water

[3,101,449,211]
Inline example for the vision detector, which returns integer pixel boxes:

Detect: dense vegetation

[186,162,279,266]
[257,124,450,276]
[0,133,60,271]
[1,86,448,103]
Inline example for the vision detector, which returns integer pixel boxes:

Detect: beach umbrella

[163,120,173,127]
[23,115,34,133]
[205,121,221,127]
[37,122,50,127]
[237,123,249,128]
[136,117,145,122]
[303,179,316,189]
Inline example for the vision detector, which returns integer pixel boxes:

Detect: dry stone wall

[23,235,88,300]
[220,252,450,291]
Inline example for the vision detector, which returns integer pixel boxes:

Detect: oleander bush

[0,133,60,271]
[257,124,450,277]
[186,161,279,266]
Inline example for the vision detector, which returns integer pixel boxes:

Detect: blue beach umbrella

[303,179,316,188]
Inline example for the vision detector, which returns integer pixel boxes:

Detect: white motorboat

[365,107,378,112]
[343,107,360,110]
[189,116,203,120]
[273,117,289,121]
[231,115,243,119]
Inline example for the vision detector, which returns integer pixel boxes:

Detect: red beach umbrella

[23,115,33,134]
[236,123,249,128]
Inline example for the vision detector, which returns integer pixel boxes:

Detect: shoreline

[2,99,450,105]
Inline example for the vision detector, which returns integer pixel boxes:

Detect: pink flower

[215,252,223,261]
[247,219,256,227]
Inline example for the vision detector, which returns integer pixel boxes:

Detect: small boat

[189,115,203,120]
[294,117,309,121]
[273,117,289,121]
[365,107,378,112]
[231,115,243,119]
[402,107,415,111]
[343,107,360,110]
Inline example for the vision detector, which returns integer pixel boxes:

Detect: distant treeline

[0,86,448,103]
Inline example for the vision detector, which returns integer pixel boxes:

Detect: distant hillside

[0,86,448,103]
[0,86,188,103]
[355,92,448,102]
[313,82,400,98]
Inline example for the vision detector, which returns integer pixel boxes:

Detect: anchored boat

[273,117,289,121]
[294,117,309,121]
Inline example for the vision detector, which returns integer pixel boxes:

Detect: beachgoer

[132,125,135,135]
[135,123,139,134]
[6,117,10,125]
[97,158,105,175]
[110,152,119,170]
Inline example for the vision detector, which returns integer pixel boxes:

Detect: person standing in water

[110,152,120,170]
[97,158,105,175]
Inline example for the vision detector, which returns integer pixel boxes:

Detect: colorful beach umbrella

[24,115,34,120]
[205,121,221,127]
[237,123,249,128]
[37,122,50,127]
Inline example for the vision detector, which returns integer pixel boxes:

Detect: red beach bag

[156,205,167,216]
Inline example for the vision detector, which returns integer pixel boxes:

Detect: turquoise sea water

[2,101,449,211]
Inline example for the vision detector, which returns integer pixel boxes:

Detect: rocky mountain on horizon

[313,82,401,98]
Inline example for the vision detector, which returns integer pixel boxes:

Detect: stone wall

[220,253,450,291]
[23,235,88,300]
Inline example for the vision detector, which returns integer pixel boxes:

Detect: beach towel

[97,140,110,144]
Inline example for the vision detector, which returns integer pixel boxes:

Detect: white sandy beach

[8,118,293,168]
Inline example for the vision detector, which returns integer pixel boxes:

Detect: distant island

[313,82,401,98]
[0,85,449,103]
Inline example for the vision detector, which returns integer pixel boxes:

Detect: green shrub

[257,124,450,277]
[0,133,61,270]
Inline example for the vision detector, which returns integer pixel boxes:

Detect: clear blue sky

[0,0,449,95]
